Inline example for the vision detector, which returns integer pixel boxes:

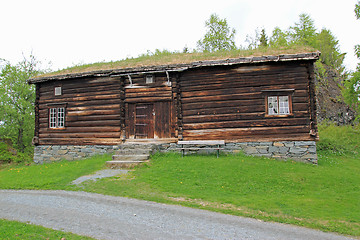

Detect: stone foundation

[33,141,317,164]
[33,145,120,164]
[157,141,318,164]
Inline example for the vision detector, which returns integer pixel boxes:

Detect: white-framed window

[54,87,62,96]
[49,107,65,128]
[145,75,154,84]
[267,95,291,116]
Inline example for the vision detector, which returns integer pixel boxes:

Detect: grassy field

[0,219,95,240]
[0,124,359,237]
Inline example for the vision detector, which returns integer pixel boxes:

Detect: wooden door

[135,104,154,139]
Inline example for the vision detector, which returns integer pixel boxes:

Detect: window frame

[145,74,154,84]
[54,86,62,96]
[262,89,294,117]
[47,103,67,129]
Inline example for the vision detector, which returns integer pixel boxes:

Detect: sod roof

[28,46,320,84]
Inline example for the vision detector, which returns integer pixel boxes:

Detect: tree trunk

[17,119,25,152]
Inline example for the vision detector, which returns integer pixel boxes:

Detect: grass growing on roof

[37,45,315,78]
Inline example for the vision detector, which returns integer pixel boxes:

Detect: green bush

[317,123,360,155]
[0,141,33,164]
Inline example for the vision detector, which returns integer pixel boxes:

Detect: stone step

[106,160,147,169]
[112,154,149,161]
[114,149,153,155]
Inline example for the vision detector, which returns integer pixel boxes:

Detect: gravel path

[0,190,354,240]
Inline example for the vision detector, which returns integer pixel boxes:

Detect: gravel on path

[71,169,129,185]
[0,190,355,240]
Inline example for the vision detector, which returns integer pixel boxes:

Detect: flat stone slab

[71,169,129,185]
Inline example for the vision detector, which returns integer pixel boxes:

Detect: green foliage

[197,14,236,52]
[317,123,360,155]
[268,14,344,74]
[314,61,328,85]
[246,28,270,49]
[343,70,360,118]
[315,29,345,71]
[0,141,15,163]
[269,27,289,47]
[0,219,95,239]
[259,28,268,47]
[288,13,317,46]
[355,44,360,59]
[0,56,44,154]
[345,1,360,119]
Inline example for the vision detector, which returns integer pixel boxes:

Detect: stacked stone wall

[33,145,120,164]
[156,141,317,164]
[33,141,317,164]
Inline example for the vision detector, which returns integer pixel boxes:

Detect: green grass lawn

[0,124,359,237]
[0,219,95,240]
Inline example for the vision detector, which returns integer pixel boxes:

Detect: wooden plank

[39,126,121,133]
[178,140,225,145]
[180,71,307,87]
[39,99,121,109]
[38,114,120,123]
[183,118,309,130]
[126,103,135,138]
[39,138,122,145]
[39,108,120,117]
[66,109,120,117]
[183,111,310,124]
[125,86,172,93]
[183,125,309,139]
[39,94,121,104]
[134,103,154,138]
[182,134,315,142]
[182,99,264,111]
[183,105,264,117]
[181,83,308,98]
[181,92,260,103]
[40,78,119,91]
[125,96,172,103]
[126,91,172,98]
[66,104,120,111]
[39,132,121,138]
[40,120,120,128]
[183,112,264,123]
[40,90,118,100]
[40,84,120,96]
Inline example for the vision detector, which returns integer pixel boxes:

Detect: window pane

[57,107,65,128]
[268,96,278,115]
[49,108,57,128]
[279,96,290,114]
[146,75,154,84]
[54,87,62,96]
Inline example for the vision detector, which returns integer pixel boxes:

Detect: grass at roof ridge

[38,45,315,78]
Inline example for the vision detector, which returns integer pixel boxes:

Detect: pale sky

[1,0,359,71]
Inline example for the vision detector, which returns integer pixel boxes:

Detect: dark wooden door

[135,104,154,139]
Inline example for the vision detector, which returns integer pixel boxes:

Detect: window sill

[265,114,294,118]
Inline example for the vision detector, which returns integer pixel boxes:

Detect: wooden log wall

[124,74,176,139]
[307,62,319,138]
[37,77,122,145]
[179,62,316,142]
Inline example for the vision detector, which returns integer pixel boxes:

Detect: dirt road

[0,190,354,240]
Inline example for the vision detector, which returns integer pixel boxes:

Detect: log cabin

[28,52,320,164]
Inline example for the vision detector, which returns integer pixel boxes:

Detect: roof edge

[28,52,320,84]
